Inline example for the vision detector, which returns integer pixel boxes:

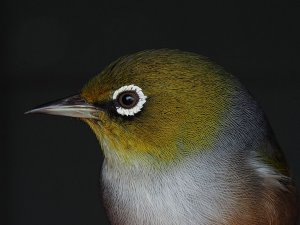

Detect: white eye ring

[112,84,147,116]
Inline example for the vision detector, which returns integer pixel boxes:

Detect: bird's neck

[100,135,298,225]
[101,147,259,225]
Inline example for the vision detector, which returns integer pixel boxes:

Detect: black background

[2,1,300,225]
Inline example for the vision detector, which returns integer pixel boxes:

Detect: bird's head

[28,50,242,167]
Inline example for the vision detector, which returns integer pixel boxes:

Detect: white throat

[100,148,256,225]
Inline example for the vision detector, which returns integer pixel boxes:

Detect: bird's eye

[112,84,147,116]
[118,92,139,109]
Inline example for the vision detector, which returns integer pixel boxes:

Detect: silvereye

[27,49,298,225]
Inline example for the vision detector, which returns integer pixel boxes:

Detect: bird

[27,49,298,225]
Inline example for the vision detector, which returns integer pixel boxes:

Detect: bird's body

[102,145,295,225]
[27,49,298,225]
[97,70,297,224]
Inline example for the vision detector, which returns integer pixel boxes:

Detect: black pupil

[118,92,138,108]
[122,94,134,105]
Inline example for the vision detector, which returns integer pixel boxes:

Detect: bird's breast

[100,149,258,225]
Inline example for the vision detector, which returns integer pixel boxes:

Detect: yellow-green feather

[81,50,237,165]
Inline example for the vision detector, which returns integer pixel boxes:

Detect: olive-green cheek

[82,114,225,168]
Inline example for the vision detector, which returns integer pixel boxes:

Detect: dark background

[2,1,300,225]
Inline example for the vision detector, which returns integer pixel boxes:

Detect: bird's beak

[25,94,99,119]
